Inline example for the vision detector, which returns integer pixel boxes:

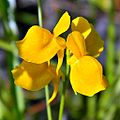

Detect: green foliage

[0,0,9,20]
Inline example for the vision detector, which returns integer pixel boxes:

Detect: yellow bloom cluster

[12,11,108,103]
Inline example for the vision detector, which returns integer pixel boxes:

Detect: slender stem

[87,96,96,119]
[106,0,115,85]
[59,49,70,120]
[37,0,52,120]
[45,86,53,120]
[58,87,65,120]
[37,0,43,27]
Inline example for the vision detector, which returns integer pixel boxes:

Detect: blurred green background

[0,0,120,120]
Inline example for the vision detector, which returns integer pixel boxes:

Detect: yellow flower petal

[66,31,86,58]
[55,36,66,74]
[71,17,91,39]
[17,26,65,64]
[12,61,55,91]
[85,25,104,57]
[53,11,70,37]
[56,49,64,75]
[70,56,107,96]
[48,78,59,104]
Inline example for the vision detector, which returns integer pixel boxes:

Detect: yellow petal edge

[53,11,70,37]
[72,17,91,39]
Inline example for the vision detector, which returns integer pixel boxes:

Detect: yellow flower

[16,11,70,74]
[12,12,108,103]
[12,61,59,103]
[12,12,70,103]
[66,17,108,96]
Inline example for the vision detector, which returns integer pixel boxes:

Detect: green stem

[37,0,52,120]
[58,86,65,120]
[87,96,96,119]
[45,86,53,120]
[37,0,43,27]
[106,0,115,85]
[58,49,70,120]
